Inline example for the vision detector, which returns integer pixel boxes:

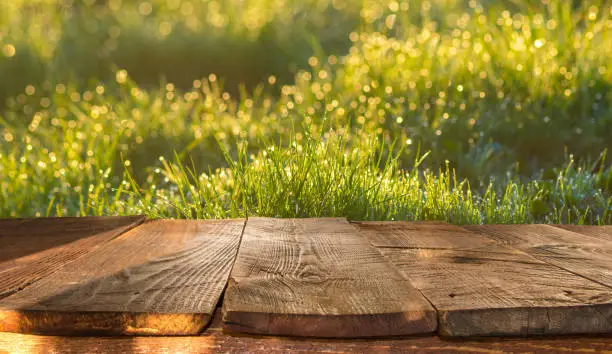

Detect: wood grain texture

[222,217,437,338]
[355,221,612,337]
[2,310,612,354]
[464,224,612,289]
[0,219,245,336]
[553,225,612,242]
[0,216,145,299]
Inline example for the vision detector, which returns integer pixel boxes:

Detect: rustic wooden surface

[0,219,245,336]
[0,216,144,299]
[2,217,612,343]
[355,221,612,337]
[553,224,612,242]
[222,217,437,338]
[2,310,612,353]
[464,224,612,289]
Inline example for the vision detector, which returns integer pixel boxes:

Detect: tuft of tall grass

[119,128,612,224]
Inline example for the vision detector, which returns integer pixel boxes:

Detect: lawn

[0,0,610,223]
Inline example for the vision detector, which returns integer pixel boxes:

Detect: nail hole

[449,293,456,298]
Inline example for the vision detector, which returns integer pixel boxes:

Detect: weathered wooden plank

[355,221,612,337]
[553,225,612,242]
[222,217,437,338]
[464,224,612,289]
[2,310,612,354]
[0,216,145,299]
[0,219,245,335]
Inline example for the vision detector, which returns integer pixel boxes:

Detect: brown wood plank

[2,310,612,353]
[0,216,145,299]
[354,221,612,337]
[0,219,245,336]
[553,225,612,242]
[464,224,612,289]
[222,217,437,338]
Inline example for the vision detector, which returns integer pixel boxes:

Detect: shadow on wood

[0,216,145,299]
[0,216,144,263]
[0,219,244,336]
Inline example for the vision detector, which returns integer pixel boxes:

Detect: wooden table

[1,217,612,352]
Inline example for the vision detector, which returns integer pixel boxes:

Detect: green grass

[0,0,611,223]
[120,129,612,224]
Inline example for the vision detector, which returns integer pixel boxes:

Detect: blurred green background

[0,0,611,223]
